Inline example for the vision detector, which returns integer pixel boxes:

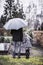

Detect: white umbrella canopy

[3,18,28,30]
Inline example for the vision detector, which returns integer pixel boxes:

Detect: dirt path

[30,46,43,57]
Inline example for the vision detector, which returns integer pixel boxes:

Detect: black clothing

[26,48,30,59]
[11,28,23,42]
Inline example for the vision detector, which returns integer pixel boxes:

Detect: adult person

[11,28,23,58]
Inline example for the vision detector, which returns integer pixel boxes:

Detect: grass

[0,55,43,65]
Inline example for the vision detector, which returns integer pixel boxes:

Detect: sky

[0,0,40,17]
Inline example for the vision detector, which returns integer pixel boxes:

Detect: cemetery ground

[0,46,43,65]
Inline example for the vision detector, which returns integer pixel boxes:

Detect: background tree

[2,0,25,25]
[12,0,26,19]
[26,2,37,30]
[3,0,15,21]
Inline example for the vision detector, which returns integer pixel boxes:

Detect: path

[30,46,43,57]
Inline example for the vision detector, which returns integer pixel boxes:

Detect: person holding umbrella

[3,18,32,58]
[3,18,28,58]
[11,28,23,58]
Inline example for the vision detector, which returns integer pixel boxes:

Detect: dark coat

[11,28,23,42]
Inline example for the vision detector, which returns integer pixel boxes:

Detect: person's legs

[25,48,30,59]
[13,42,16,58]
[18,42,21,58]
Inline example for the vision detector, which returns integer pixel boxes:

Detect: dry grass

[0,55,43,65]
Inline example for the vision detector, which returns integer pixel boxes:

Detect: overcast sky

[0,0,40,17]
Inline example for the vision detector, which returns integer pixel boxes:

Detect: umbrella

[3,18,28,30]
